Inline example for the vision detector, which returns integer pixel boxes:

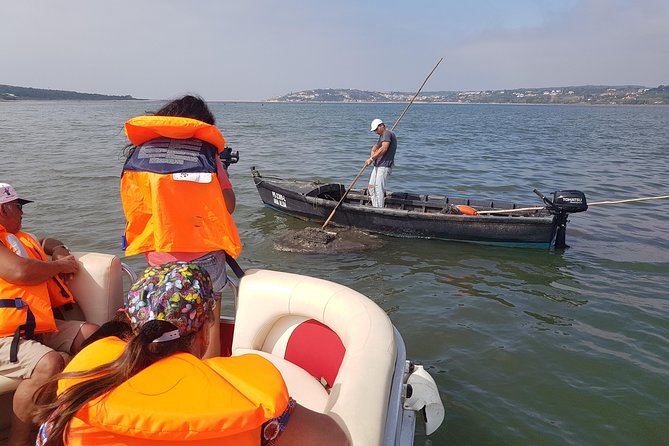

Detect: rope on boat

[476,194,669,215]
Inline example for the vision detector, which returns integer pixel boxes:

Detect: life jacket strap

[225,252,245,279]
[52,277,74,311]
[0,298,37,362]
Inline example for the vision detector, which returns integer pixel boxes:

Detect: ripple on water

[3,101,668,446]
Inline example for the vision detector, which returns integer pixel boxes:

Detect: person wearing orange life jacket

[120,95,241,359]
[34,262,348,446]
[0,183,98,446]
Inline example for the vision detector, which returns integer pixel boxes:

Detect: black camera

[219,146,239,170]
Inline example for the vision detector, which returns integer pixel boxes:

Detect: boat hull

[252,167,559,247]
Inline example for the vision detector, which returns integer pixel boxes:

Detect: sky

[1,0,668,101]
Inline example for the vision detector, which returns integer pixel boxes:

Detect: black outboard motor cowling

[533,189,588,250]
[552,190,588,213]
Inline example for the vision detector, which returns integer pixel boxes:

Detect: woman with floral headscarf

[34,263,348,446]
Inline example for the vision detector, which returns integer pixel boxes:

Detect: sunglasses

[4,202,23,211]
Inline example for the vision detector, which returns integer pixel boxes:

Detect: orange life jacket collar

[124,116,226,153]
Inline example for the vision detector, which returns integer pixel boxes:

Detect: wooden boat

[252,167,588,248]
[1,253,443,445]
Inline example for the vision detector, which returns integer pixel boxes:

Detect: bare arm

[371,140,391,159]
[0,243,79,286]
[366,141,391,166]
[216,157,236,213]
[40,237,72,260]
[41,237,77,283]
[222,189,236,213]
[276,404,349,446]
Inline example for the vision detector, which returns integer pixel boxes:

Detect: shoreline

[2,98,667,107]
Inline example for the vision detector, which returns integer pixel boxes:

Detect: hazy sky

[2,0,667,101]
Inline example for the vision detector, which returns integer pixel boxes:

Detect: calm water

[2,100,668,445]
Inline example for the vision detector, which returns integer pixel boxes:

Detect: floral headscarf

[125,262,215,336]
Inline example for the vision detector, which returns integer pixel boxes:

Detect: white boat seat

[234,348,331,411]
[56,252,125,326]
[231,269,397,446]
[0,252,124,439]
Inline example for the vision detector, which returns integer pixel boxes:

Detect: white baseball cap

[0,183,33,205]
[370,118,384,132]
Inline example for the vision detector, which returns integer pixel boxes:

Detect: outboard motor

[534,189,588,249]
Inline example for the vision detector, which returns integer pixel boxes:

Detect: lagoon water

[1,100,668,445]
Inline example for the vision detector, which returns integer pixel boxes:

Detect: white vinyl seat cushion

[231,269,397,446]
[234,348,330,411]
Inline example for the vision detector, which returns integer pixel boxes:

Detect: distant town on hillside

[271,85,669,105]
[2,83,668,105]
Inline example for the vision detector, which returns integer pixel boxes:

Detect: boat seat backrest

[0,252,124,437]
[231,269,397,446]
[58,252,125,326]
[249,315,346,388]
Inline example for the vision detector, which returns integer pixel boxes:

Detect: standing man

[365,118,397,208]
[121,95,242,360]
[0,183,97,446]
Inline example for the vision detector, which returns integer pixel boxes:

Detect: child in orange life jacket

[34,262,348,446]
[120,95,242,360]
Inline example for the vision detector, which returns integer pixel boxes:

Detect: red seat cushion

[284,319,345,388]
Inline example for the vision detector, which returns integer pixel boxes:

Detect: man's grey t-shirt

[375,129,397,167]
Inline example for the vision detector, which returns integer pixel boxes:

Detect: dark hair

[123,94,215,159]
[154,94,215,124]
[79,319,134,349]
[34,320,197,446]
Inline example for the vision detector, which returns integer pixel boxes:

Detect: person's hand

[55,255,79,283]
[52,250,69,261]
[365,157,374,166]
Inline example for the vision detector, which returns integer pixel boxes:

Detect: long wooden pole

[390,58,443,131]
[321,58,444,230]
[476,194,669,215]
[320,164,368,230]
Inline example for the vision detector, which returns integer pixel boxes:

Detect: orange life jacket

[58,337,290,445]
[0,228,75,360]
[121,116,242,258]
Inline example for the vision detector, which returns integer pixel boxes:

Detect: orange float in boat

[455,205,479,215]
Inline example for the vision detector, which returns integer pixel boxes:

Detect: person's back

[121,96,241,293]
[49,336,291,445]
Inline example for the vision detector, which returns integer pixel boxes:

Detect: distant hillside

[0,84,138,101]
[270,85,669,105]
